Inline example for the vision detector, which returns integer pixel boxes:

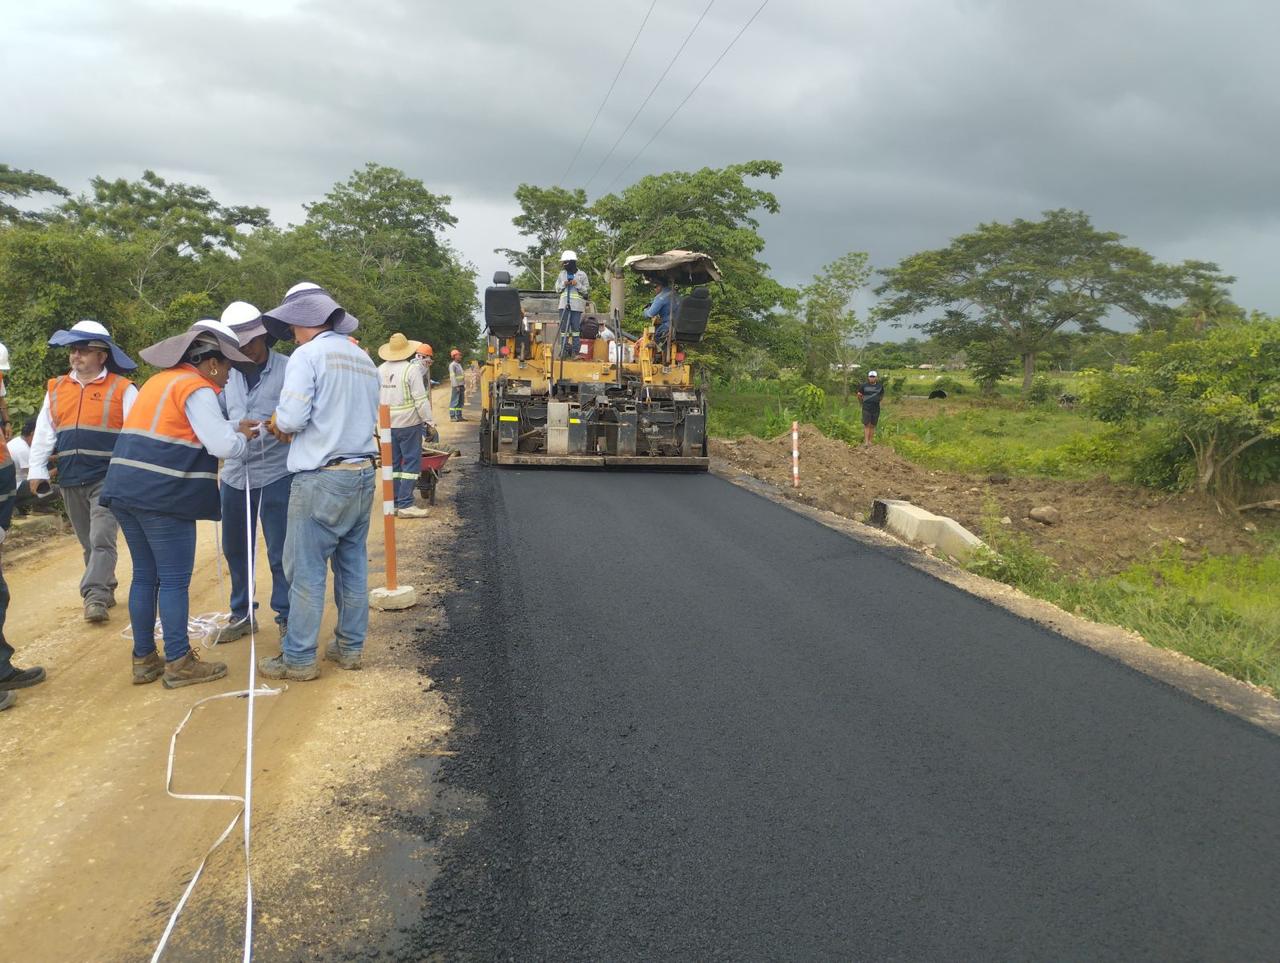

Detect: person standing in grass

[857,370,885,447]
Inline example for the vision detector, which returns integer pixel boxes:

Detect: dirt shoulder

[0,389,472,962]
[712,426,1272,575]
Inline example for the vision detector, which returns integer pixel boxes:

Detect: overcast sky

[6,0,1279,330]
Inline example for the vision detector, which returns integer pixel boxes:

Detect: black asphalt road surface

[422,469,1280,961]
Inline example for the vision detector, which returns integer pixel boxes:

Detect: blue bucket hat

[48,320,137,373]
[262,283,359,342]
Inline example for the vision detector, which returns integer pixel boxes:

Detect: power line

[558,0,659,187]
[581,0,716,191]
[605,0,769,193]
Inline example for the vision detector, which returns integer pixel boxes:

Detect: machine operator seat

[672,286,711,343]
[485,270,522,339]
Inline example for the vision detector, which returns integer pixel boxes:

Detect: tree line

[0,162,478,417]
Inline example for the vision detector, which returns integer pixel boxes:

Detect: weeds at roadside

[968,520,1280,695]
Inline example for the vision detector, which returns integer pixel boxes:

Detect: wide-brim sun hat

[139,319,252,369]
[47,319,138,372]
[220,300,274,348]
[378,332,421,362]
[262,284,359,341]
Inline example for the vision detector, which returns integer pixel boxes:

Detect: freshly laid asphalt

[420,467,1280,961]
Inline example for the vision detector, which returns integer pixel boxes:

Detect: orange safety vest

[99,366,222,520]
[46,371,132,486]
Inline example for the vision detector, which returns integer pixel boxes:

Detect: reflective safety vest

[46,371,132,486]
[100,365,221,521]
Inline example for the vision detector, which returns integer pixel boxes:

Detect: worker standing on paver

[27,321,138,623]
[448,349,466,421]
[377,332,433,519]
[258,283,379,680]
[555,250,589,359]
[213,301,295,643]
[0,430,46,711]
[856,370,885,447]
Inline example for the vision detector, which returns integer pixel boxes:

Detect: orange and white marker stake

[378,404,398,591]
[791,421,800,488]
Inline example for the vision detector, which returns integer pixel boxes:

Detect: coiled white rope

[150,431,281,962]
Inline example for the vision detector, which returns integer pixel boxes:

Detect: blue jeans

[282,467,375,666]
[391,425,423,508]
[560,308,582,358]
[449,385,465,420]
[112,506,197,662]
[221,474,293,625]
[0,554,12,675]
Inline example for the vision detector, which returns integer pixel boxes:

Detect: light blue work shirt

[643,288,672,327]
[220,349,292,490]
[274,331,379,473]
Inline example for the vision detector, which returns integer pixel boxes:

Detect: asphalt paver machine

[478,249,717,468]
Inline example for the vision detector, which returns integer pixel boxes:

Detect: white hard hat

[285,281,323,297]
[69,319,112,339]
[0,343,9,372]
[560,250,578,262]
[220,300,261,328]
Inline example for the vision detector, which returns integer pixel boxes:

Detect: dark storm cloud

[4,0,1278,313]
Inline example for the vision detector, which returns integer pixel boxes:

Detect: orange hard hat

[416,343,433,357]
[450,348,461,359]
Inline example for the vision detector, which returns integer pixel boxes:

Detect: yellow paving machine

[479,250,717,469]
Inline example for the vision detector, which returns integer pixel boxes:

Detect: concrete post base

[370,585,418,610]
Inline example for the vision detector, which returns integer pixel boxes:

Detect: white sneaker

[396,506,430,518]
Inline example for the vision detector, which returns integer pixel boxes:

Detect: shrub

[1026,375,1055,404]
[794,383,826,422]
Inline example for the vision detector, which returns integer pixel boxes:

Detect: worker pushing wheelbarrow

[416,426,452,505]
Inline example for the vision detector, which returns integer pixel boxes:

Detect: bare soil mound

[712,426,1268,574]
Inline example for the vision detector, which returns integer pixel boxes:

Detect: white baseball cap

[868,370,879,378]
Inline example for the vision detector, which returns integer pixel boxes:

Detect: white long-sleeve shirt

[184,386,248,461]
[28,369,139,482]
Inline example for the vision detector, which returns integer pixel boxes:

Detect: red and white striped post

[791,421,800,488]
[378,404,398,591]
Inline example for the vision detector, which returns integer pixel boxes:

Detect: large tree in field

[800,251,873,399]
[304,163,478,351]
[875,209,1228,392]
[560,160,796,372]
[494,184,587,289]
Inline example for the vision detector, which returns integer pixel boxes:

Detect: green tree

[0,164,69,223]
[966,337,1017,394]
[1088,318,1280,504]
[875,209,1229,392]
[800,251,873,399]
[303,163,478,351]
[495,184,588,288]
[561,160,795,372]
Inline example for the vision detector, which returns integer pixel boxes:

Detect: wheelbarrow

[417,445,452,505]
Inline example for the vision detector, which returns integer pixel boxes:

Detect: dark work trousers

[0,551,13,675]
[390,425,424,509]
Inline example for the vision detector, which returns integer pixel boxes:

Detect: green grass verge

[969,526,1280,695]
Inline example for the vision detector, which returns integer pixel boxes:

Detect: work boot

[132,650,164,685]
[323,639,363,671]
[85,601,109,623]
[0,665,46,691]
[213,616,258,644]
[257,653,320,681]
[395,506,429,519]
[163,649,227,689]
[0,691,14,711]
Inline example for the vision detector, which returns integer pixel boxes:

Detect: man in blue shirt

[643,278,673,343]
[258,283,379,680]
[214,301,294,643]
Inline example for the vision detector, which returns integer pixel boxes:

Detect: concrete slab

[872,498,983,560]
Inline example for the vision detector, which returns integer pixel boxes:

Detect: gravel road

[421,467,1280,961]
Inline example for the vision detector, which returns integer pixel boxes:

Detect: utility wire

[605,0,770,193]
[558,0,659,187]
[582,0,716,191]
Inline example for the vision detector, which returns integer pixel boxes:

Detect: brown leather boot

[162,649,227,689]
[133,650,164,685]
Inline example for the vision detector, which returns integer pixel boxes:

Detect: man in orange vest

[27,320,138,623]
[1,426,46,710]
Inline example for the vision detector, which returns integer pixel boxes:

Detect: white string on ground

[150,432,279,962]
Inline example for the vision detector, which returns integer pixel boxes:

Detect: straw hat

[378,332,421,362]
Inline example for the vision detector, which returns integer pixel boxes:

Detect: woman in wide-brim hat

[100,320,258,691]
